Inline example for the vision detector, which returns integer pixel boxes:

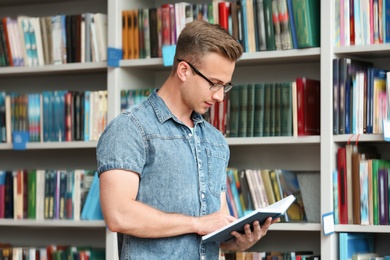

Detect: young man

[97,20,275,259]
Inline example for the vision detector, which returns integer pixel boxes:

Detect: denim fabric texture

[97,89,229,260]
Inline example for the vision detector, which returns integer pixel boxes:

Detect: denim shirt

[96,90,229,260]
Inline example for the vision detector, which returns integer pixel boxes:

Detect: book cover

[4,171,13,218]
[291,0,320,48]
[271,0,282,50]
[27,169,37,219]
[277,0,293,50]
[333,58,340,134]
[202,194,296,242]
[378,168,388,225]
[263,0,276,50]
[261,169,276,205]
[246,84,255,137]
[253,83,265,137]
[338,147,348,224]
[279,170,306,222]
[339,233,375,260]
[121,10,129,59]
[245,169,261,209]
[0,171,5,218]
[296,77,320,136]
[239,169,254,212]
[359,159,370,225]
[296,171,320,223]
[255,0,267,51]
[286,0,298,48]
[238,84,248,137]
[81,172,103,220]
[280,82,292,136]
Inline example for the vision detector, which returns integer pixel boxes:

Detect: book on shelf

[296,171,320,223]
[339,233,375,260]
[202,194,296,243]
[296,77,320,136]
[291,0,320,48]
[81,171,103,220]
[263,0,276,51]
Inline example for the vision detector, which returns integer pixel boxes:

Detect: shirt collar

[148,89,204,125]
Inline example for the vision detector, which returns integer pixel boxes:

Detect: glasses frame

[176,59,233,93]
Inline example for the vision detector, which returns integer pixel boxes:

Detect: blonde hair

[172,20,243,73]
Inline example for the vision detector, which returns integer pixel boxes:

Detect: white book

[36,169,46,220]
[202,194,296,242]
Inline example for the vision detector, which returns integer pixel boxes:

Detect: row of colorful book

[120,88,154,113]
[0,244,105,260]
[0,169,103,221]
[335,143,390,226]
[336,0,390,47]
[225,168,314,224]
[0,90,108,143]
[221,250,317,260]
[332,57,389,135]
[121,0,320,60]
[214,78,320,138]
[0,13,107,67]
[118,78,320,139]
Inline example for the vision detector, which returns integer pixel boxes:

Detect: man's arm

[99,169,236,238]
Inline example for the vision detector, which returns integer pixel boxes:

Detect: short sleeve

[96,112,145,175]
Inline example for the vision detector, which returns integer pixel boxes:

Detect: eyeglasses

[177,59,234,93]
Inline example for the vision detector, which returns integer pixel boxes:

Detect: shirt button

[201,256,205,260]
[188,133,192,137]
[201,193,205,199]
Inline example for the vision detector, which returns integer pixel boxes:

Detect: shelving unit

[0,0,109,257]
[2,0,390,258]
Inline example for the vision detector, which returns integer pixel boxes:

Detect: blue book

[333,169,339,224]
[345,76,351,134]
[286,0,298,49]
[339,233,375,260]
[240,0,249,52]
[81,172,103,220]
[226,168,244,218]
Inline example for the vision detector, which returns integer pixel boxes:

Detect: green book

[228,87,240,137]
[280,82,293,136]
[263,0,276,50]
[291,0,320,48]
[370,159,390,225]
[270,83,276,136]
[27,169,37,219]
[238,84,248,137]
[254,84,265,137]
[263,83,273,137]
[274,83,281,136]
[246,84,255,137]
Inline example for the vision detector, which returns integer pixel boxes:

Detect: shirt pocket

[205,147,228,197]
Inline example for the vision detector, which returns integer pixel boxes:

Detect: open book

[202,194,296,243]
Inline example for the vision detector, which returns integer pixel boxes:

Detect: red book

[296,77,320,136]
[65,91,73,141]
[218,2,230,30]
[349,0,355,45]
[0,171,5,218]
[161,4,173,45]
[337,147,348,224]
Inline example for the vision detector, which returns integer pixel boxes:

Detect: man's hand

[220,217,278,251]
[195,211,237,236]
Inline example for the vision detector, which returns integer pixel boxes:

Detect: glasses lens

[224,84,233,93]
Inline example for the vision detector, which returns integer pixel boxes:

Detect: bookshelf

[0,0,109,257]
[108,0,390,259]
[2,0,390,259]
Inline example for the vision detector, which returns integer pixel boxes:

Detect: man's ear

[176,61,189,82]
